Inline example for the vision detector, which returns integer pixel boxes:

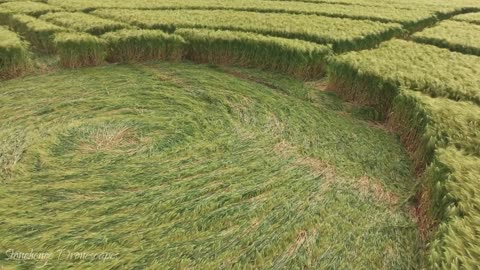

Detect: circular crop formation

[0,0,479,269]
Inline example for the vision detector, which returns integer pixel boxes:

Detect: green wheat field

[0,0,479,269]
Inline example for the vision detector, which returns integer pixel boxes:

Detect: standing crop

[452,12,480,25]
[41,12,130,35]
[92,9,403,52]
[102,29,185,62]
[54,32,106,68]
[0,1,63,16]
[412,20,480,56]
[45,0,442,29]
[7,14,67,53]
[176,28,332,79]
[0,26,30,79]
[328,39,480,106]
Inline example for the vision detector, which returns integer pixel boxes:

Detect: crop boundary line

[84,6,433,26]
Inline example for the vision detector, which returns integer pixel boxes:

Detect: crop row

[47,0,480,14]
[389,92,479,269]
[453,11,480,24]
[389,89,480,269]
[412,20,480,56]
[47,0,390,10]
[328,39,480,107]
[33,29,182,68]
[45,0,447,29]
[268,0,480,10]
[328,43,480,163]
[5,14,66,52]
[0,12,131,53]
[102,29,185,63]
[327,39,480,269]
[45,0,421,11]
[0,1,62,16]
[92,9,403,52]
[53,32,105,68]
[0,25,29,79]
[423,147,479,269]
[83,28,331,78]
[388,89,479,167]
[40,12,130,35]
[176,28,332,78]
[0,24,332,79]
